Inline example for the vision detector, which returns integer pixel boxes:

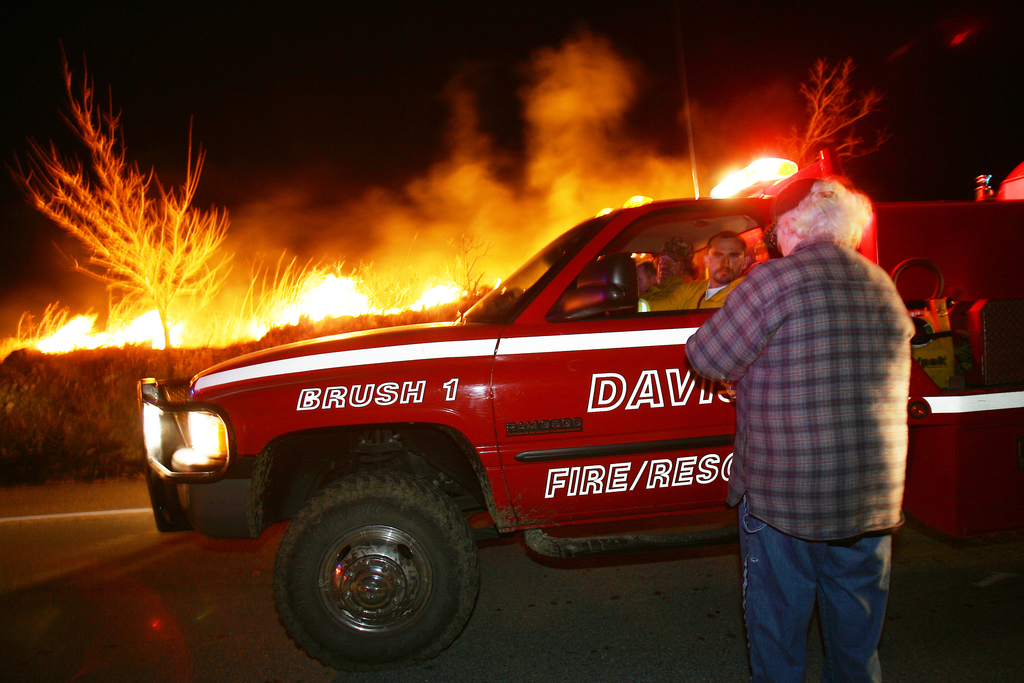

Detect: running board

[523,525,738,559]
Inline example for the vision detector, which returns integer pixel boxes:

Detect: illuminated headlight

[143,404,164,452]
[188,412,228,456]
[170,411,228,472]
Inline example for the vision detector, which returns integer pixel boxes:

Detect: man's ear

[742,251,753,274]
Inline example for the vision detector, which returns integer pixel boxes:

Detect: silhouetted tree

[11,54,231,350]
[782,57,889,166]
[445,234,490,300]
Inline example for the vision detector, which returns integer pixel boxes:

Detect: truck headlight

[170,411,228,472]
[143,404,164,453]
[188,411,228,456]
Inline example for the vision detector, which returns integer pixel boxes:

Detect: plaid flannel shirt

[687,240,914,541]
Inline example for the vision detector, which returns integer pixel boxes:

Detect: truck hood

[191,322,501,399]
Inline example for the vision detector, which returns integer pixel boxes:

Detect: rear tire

[273,471,479,670]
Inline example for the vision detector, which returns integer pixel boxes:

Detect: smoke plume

[222,31,701,304]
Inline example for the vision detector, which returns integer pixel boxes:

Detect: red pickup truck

[139,154,1024,670]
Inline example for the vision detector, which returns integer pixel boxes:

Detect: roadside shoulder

[0,476,148,519]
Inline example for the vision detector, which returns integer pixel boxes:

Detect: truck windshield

[462,214,612,325]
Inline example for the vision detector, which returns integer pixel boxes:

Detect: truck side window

[546,205,769,322]
[604,206,767,315]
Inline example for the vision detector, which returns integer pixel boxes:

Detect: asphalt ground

[1,478,1022,682]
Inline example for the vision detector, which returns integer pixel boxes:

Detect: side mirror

[546,253,640,322]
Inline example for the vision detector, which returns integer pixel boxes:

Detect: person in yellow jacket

[643,236,696,301]
[645,231,751,311]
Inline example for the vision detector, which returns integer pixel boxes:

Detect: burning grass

[0,300,472,486]
[0,233,488,486]
[1,252,478,358]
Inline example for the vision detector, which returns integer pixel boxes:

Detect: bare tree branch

[445,234,491,300]
[781,57,890,166]
[10,53,231,349]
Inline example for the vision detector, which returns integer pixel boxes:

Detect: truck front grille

[161,381,191,404]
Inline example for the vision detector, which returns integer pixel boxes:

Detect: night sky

[2,2,1022,338]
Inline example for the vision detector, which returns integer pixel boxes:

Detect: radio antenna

[672,2,700,198]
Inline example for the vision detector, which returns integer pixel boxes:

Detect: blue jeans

[739,498,891,683]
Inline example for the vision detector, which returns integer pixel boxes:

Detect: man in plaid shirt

[687,177,913,683]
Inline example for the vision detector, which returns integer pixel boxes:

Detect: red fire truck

[139,152,1024,670]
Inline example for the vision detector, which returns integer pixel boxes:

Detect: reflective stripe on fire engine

[496,327,699,355]
[926,391,1024,414]
[193,338,499,391]
[193,327,701,392]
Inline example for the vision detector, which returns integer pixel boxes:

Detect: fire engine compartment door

[491,315,737,526]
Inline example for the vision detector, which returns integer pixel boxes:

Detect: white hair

[786,177,872,249]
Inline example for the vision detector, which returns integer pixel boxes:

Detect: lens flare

[710,158,798,198]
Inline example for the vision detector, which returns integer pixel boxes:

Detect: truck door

[491,203,765,526]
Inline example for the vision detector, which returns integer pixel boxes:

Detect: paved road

[1,478,1022,682]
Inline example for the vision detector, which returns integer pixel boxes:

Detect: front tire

[273,471,479,671]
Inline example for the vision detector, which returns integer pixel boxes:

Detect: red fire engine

[139,151,1024,670]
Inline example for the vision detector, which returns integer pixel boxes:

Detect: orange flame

[27,274,464,354]
[413,284,462,310]
[273,273,374,326]
[34,310,182,353]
